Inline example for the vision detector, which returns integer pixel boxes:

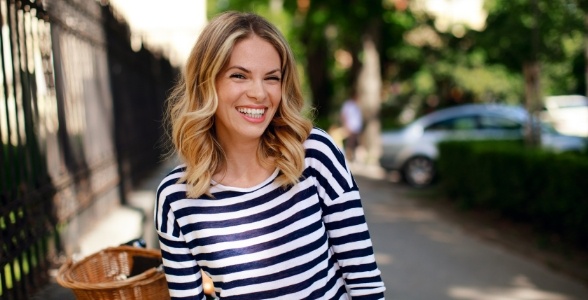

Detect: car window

[479,115,522,130]
[425,116,477,131]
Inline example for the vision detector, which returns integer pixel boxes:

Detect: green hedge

[438,140,588,247]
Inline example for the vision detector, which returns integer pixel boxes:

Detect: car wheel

[403,156,435,187]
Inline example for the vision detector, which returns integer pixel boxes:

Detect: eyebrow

[227,65,281,75]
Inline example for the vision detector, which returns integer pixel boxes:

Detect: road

[354,170,588,300]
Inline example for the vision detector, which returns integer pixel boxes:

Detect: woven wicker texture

[56,246,170,300]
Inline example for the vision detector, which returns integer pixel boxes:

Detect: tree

[468,0,584,145]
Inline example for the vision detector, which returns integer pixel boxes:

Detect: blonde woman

[155,11,385,299]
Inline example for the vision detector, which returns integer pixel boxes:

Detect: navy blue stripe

[346,275,384,285]
[162,263,198,276]
[305,266,344,299]
[323,199,363,217]
[324,215,365,232]
[330,231,371,246]
[158,236,186,249]
[155,176,177,231]
[309,254,347,299]
[336,247,374,260]
[187,201,321,251]
[166,278,200,291]
[161,250,194,264]
[157,173,182,199]
[306,149,352,191]
[308,130,347,167]
[217,247,329,290]
[221,255,335,300]
[169,166,186,175]
[307,166,340,201]
[212,178,276,199]
[177,185,314,230]
[175,185,285,217]
[205,221,327,275]
[351,292,385,300]
[160,200,172,233]
[340,261,379,274]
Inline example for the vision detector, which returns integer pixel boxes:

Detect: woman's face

[214,35,282,145]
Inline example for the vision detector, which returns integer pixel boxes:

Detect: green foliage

[450,64,524,104]
[438,140,588,248]
[472,0,583,69]
[206,0,587,128]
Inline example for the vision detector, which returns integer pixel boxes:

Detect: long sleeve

[305,129,386,299]
[155,169,206,300]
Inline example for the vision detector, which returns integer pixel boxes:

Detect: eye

[230,73,246,79]
[266,76,281,82]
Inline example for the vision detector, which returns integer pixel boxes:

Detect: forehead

[228,36,281,67]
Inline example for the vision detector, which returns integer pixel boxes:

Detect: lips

[237,107,266,119]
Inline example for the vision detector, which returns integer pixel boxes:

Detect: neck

[214,138,275,188]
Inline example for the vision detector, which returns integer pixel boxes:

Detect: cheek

[270,87,282,106]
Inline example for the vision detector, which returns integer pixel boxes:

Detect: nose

[246,79,267,102]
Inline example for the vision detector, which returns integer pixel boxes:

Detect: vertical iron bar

[0,0,16,298]
[8,0,27,296]
[20,6,41,291]
[0,0,8,192]
[1,0,16,194]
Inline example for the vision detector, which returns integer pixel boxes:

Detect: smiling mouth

[237,107,266,119]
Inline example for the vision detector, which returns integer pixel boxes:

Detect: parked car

[539,95,588,137]
[379,103,588,187]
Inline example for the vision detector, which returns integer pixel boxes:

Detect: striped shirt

[155,128,385,299]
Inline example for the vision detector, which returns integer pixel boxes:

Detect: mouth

[237,107,266,119]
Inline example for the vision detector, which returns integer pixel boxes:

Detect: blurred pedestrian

[340,90,363,161]
[155,11,385,299]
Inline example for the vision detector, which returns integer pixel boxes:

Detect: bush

[438,140,588,248]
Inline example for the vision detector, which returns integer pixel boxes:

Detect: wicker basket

[56,246,170,300]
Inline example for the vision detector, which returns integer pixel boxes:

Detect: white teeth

[237,107,265,118]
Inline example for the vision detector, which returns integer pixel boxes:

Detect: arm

[155,172,206,300]
[157,230,206,300]
[322,188,385,299]
[306,129,386,299]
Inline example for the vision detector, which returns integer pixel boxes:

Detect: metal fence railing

[0,0,176,298]
[1,1,57,298]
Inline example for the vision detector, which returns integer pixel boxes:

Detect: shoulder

[304,127,346,165]
[154,164,188,232]
[156,164,188,204]
[304,128,355,193]
[304,127,339,150]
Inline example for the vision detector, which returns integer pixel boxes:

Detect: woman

[155,11,385,299]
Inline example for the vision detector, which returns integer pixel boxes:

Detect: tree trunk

[523,0,541,147]
[306,37,332,121]
[523,61,542,147]
[357,32,382,166]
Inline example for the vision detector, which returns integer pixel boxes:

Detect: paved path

[352,165,588,300]
[34,161,588,299]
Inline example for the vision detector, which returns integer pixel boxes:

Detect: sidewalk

[32,158,178,299]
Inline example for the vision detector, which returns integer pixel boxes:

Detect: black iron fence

[0,0,176,299]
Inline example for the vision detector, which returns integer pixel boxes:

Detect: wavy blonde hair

[164,11,313,198]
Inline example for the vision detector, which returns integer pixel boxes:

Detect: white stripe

[213,227,327,283]
[194,209,322,256]
[328,223,369,238]
[220,238,330,296]
[176,178,315,225]
[330,239,374,253]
